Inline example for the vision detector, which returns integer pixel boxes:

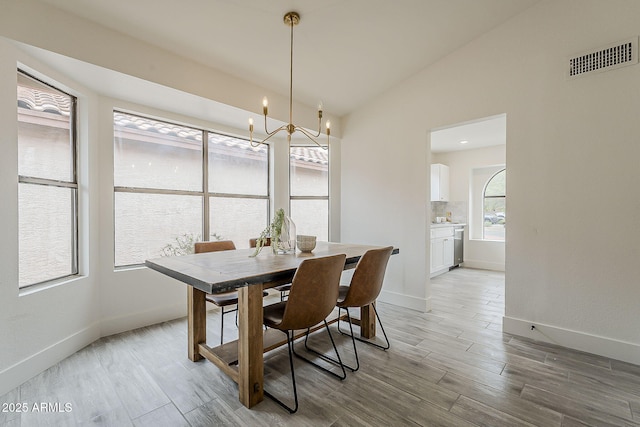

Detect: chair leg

[264,330,299,414]
[220,307,225,346]
[338,305,390,351]
[292,320,347,380]
[304,309,359,372]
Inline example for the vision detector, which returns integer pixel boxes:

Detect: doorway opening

[429,113,506,273]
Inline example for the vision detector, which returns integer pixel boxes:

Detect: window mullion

[71,188,79,275]
[203,130,210,242]
[19,176,78,188]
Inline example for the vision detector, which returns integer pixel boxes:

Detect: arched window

[483,169,506,241]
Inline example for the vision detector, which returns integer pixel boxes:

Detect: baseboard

[379,290,431,312]
[503,316,640,365]
[0,323,100,396]
[1,303,192,397]
[100,302,186,337]
[462,260,505,272]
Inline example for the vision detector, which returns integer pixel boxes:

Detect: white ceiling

[430,114,506,153]
[37,0,539,117]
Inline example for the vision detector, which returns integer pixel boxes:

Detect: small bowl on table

[296,235,316,253]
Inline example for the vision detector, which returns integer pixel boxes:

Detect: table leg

[237,285,264,408]
[360,302,377,339]
[187,287,206,361]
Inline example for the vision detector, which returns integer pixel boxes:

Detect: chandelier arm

[298,117,323,139]
[311,115,323,138]
[250,125,288,147]
[297,126,329,150]
[263,113,274,135]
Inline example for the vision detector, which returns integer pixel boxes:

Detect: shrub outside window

[17,70,78,288]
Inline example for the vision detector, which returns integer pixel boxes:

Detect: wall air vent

[568,37,638,78]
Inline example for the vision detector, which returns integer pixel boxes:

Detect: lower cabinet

[430,227,455,276]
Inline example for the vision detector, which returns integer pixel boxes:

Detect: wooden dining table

[145,241,398,409]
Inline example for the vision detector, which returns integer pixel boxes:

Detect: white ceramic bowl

[297,235,316,252]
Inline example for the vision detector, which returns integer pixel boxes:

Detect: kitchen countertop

[431,223,466,228]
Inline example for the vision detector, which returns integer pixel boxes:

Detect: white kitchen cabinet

[443,237,454,267]
[430,163,449,202]
[430,226,454,276]
[430,239,445,273]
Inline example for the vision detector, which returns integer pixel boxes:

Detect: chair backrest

[249,237,271,248]
[194,240,236,254]
[278,254,346,331]
[339,246,393,308]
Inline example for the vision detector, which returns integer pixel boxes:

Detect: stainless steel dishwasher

[453,226,464,267]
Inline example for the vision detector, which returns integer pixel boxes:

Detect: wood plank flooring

[2,267,639,426]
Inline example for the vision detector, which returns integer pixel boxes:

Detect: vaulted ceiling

[38,0,539,117]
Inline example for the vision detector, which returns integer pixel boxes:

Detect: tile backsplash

[431,201,468,224]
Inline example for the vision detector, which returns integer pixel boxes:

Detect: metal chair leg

[304,310,359,372]
[220,307,225,346]
[292,320,347,380]
[264,330,299,414]
[338,304,390,351]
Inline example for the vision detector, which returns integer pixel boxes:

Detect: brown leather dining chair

[249,237,291,301]
[194,240,267,346]
[262,253,347,414]
[306,246,394,372]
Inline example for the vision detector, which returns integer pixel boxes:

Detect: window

[208,133,269,249]
[17,70,78,288]
[289,145,329,241]
[483,169,506,241]
[113,112,268,267]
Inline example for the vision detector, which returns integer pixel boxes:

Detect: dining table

[145,241,399,409]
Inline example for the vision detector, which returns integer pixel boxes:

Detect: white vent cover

[568,37,638,78]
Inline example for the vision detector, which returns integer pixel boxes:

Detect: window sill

[468,238,505,243]
[19,274,85,297]
[114,264,146,273]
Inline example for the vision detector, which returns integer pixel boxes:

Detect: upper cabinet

[431,163,449,202]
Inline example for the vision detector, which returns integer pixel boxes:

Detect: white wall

[0,40,102,395]
[342,0,640,364]
[433,145,506,270]
[341,96,430,311]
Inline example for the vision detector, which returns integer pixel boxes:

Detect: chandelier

[249,11,330,149]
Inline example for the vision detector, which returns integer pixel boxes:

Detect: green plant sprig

[251,208,286,257]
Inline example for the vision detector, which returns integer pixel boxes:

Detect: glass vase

[273,214,296,254]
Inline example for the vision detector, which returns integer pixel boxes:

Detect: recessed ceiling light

[459,140,469,144]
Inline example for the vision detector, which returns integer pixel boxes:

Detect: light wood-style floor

[2,268,640,426]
